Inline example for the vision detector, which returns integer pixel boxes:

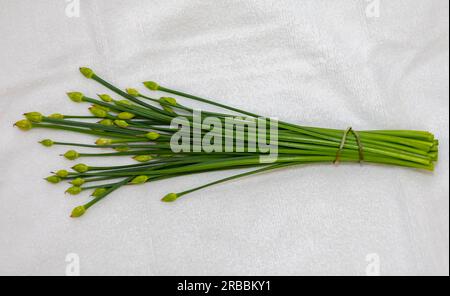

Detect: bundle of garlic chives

[14,67,438,218]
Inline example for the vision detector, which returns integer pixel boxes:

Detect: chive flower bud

[114,120,129,128]
[133,155,152,162]
[114,146,130,152]
[89,106,108,118]
[40,139,54,147]
[72,163,89,173]
[56,170,69,178]
[130,175,149,185]
[66,186,82,195]
[115,100,133,106]
[67,92,84,103]
[46,175,62,184]
[71,178,86,186]
[162,105,175,113]
[146,132,160,140]
[93,104,110,112]
[14,119,33,131]
[160,97,177,106]
[70,206,86,218]
[48,113,65,119]
[92,188,107,198]
[161,193,179,202]
[126,88,140,97]
[95,138,112,146]
[64,150,80,160]
[98,119,114,126]
[98,94,113,102]
[79,67,95,79]
[143,81,160,91]
[117,112,135,120]
[24,112,43,123]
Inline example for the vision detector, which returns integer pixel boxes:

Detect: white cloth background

[0,0,448,276]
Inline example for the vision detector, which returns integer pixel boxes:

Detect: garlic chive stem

[156,85,260,118]
[176,163,296,198]
[43,118,145,136]
[82,176,126,186]
[51,142,169,150]
[32,123,138,139]
[362,130,434,141]
[78,150,169,157]
[63,115,98,119]
[86,155,227,171]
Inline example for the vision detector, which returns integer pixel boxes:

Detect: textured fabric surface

[0,0,448,276]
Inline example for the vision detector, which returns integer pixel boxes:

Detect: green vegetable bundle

[14,68,439,218]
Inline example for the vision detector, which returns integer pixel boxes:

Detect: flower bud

[70,205,86,218]
[133,155,152,162]
[117,112,136,120]
[95,138,112,146]
[143,81,159,91]
[146,132,160,140]
[14,119,33,131]
[130,175,149,185]
[79,67,95,79]
[98,119,114,126]
[71,178,86,186]
[160,97,177,106]
[72,163,89,173]
[48,113,65,119]
[64,150,79,160]
[98,94,113,102]
[161,193,179,202]
[67,92,84,103]
[162,105,175,113]
[56,170,69,178]
[89,106,108,118]
[93,104,110,112]
[92,188,107,198]
[24,112,43,123]
[114,146,130,152]
[40,139,54,147]
[66,186,82,195]
[114,120,129,128]
[126,88,140,96]
[114,100,133,106]
[46,175,62,184]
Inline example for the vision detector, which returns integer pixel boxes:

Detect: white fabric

[0,0,448,276]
